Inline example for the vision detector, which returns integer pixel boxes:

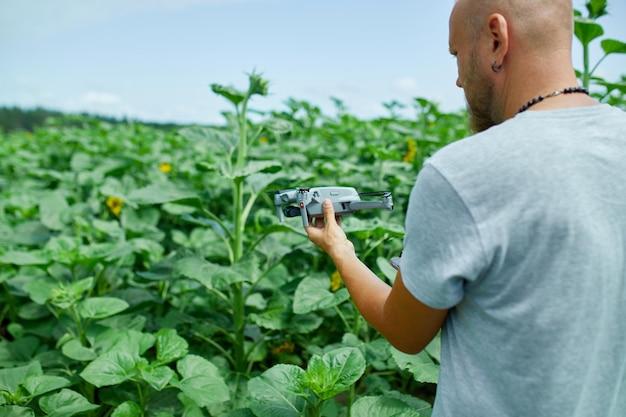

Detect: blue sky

[1,0,625,125]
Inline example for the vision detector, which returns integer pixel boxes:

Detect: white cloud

[83,92,121,105]
[391,77,420,96]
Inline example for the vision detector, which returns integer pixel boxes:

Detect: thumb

[322,199,337,225]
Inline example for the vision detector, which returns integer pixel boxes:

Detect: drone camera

[274,186,393,227]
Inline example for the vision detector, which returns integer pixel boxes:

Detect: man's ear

[488,13,509,60]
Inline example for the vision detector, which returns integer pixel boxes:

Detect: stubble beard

[465,56,499,133]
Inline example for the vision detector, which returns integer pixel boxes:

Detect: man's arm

[305,199,448,354]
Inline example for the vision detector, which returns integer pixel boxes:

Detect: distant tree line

[0,106,186,133]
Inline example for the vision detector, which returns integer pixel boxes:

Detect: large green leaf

[179,126,238,155]
[155,328,189,364]
[110,401,142,417]
[601,39,626,56]
[22,277,58,305]
[305,347,366,400]
[127,182,198,205]
[0,406,35,417]
[61,339,97,362]
[249,291,292,331]
[10,221,51,246]
[138,363,176,391]
[38,389,99,417]
[574,17,604,46]
[351,396,423,417]
[79,351,138,387]
[210,83,246,106]
[78,297,130,320]
[0,250,49,266]
[391,348,440,384]
[263,118,293,135]
[293,275,350,314]
[221,160,282,181]
[171,355,230,407]
[176,256,259,290]
[0,361,41,394]
[91,328,155,357]
[0,337,40,368]
[248,364,307,417]
[38,191,69,231]
[23,375,71,398]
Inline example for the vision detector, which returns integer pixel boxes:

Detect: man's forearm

[331,251,392,335]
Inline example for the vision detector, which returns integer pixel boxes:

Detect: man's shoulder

[430,103,626,170]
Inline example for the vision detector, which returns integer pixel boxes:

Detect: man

[305,0,626,416]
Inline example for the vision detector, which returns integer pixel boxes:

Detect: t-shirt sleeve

[400,162,487,309]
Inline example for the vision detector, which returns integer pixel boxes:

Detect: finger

[313,216,324,229]
[322,199,338,226]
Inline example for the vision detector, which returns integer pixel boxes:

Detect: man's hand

[305,199,355,260]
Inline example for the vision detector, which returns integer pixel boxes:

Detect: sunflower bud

[247,73,269,97]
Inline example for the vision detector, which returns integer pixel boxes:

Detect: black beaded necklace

[517,86,589,114]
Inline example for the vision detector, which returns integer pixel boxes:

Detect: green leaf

[424,333,441,363]
[155,328,189,364]
[384,390,433,414]
[138,364,176,391]
[0,250,49,266]
[210,83,246,106]
[351,396,423,417]
[43,236,79,265]
[69,152,92,172]
[0,337,40,368]
[11,221,51,246]
[38,389,99,417]
[78,297,130,320]
[0,361,42,394]
[601,39,626,55]
[171,355,230,407]
[61,339,97,362]
[23,375,71,398]
[91,328,155,357]
[111,401,142,417]
[391,348,440,384]
[39,191,69,231]
[0,406,35,417]
[249,291,292,331]
[343,217,405,238]
[263,119,293,135]
[80,351,138,387]
[290,314,324,334]
[175,257,251,290]
[23,277,58,305]
[305,347,366,400]
[223,160,283,181]
[376,256,398,283]
[585,0,608,19]
[293,275,350,314]
[127,182,197,205]
[179,126,238,155]
[574,17,604,46]
[248,364,307,417]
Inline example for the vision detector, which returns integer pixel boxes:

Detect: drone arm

[300,203,309,227]
[348,201,393,212]
[276,205,284,222]
[348,201,383,211]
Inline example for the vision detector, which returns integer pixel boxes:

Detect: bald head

[454,0,573,53]
[449,0,585,128]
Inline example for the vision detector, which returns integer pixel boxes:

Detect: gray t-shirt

[401,104,626,417]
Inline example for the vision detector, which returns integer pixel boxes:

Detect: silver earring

[491,61,503,73]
